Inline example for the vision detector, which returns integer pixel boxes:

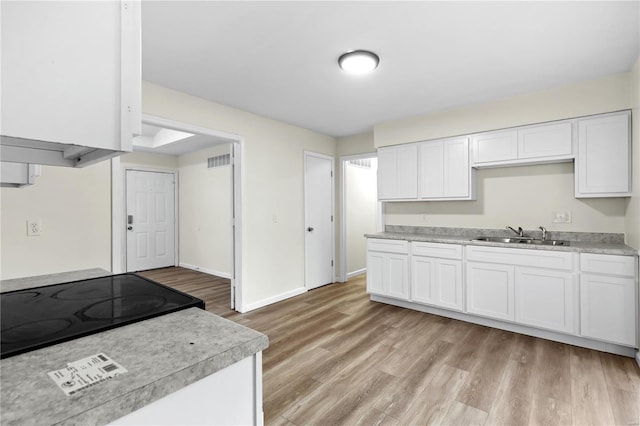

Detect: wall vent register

[207,154,231,168]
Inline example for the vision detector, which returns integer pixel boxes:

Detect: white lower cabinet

[579,253,637,347]
[515,267,576,334]
[466,262,515,321]
[411,255,463,311]
[366,239,409,300]
[367,239,638,354]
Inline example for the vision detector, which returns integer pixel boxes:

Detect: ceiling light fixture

[338,50,379,74]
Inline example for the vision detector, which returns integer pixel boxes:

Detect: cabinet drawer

[580,253,636,277]
[367,238,409,254]
[412,242,462,259]
[467,245,574,270]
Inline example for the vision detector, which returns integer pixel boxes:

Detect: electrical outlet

[27,219,42,236]
[552,211,572,223]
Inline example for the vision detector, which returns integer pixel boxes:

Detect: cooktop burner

[0,274,205,359]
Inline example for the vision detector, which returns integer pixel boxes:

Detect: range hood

[0,136,126,168]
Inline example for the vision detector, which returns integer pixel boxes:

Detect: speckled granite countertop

[0,270,269,426]
[366,226,638,256]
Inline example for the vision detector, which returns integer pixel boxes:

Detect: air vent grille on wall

[207,154,230,168]
[348,158,372,169]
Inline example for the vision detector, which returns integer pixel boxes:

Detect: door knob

[127,226,133,231]
[307,227,314,232]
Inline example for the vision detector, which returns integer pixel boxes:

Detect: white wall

[375,72,632,147]
[178,144,232,277]
[0,162,111,279]
[120,151,179,170]
[337,132,375,157]
[624,57,640,250]
[385,163,626,232]
[142,81,336,309]
[377,72,633,234]
[345,159,377,275]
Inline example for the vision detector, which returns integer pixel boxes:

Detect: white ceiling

[142,1,640,138]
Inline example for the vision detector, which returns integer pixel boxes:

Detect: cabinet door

[377,145,418,200]
[518,122,573,160]
[466,262,515,321]
[419,140,444,198]
[411,256,436,305]
[471,130,518,164]
[396,145,419,199]
[444,137,470,198]
[366,252,386,295]
[1,1,139,151]
[435,259,463,311]
[515,268,576,334]
[377,147,397,200]
[367,251,409,300]
[580,273,636,346]
[576,111,631,197]
[387,254,410,300]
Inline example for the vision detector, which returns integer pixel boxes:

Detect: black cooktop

[0,273,205,359]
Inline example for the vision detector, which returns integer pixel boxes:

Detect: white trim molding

[241,287,307,313]
[179,262,232,279]
[346,268,367,279]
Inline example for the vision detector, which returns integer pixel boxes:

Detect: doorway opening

[339,153,382,282]
[112,114,244,311]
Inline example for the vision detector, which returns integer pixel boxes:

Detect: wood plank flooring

[138,267,640,426]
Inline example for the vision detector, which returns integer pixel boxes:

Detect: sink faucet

[539,226,547,241]
[507,226,525,237]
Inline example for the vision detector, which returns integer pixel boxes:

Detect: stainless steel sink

[472,237,569,246]
[528,239,569,246]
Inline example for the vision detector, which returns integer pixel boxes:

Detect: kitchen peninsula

[0,270,268,426]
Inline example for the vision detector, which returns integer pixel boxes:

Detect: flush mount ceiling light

[338,50,379,74]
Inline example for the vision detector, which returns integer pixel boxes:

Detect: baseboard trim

[346,268,366,279]
[241,287,307,313]
[636,351,640,368]
[179,263,232,279]
[371,295,638,359]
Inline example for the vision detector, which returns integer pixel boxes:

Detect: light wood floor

[138,267,640,426]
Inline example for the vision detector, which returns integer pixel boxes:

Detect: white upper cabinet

[378,144,418,200]
[471,121,573,167]
[0,1,141,167]
[575,111,631,198]
[471,130,518,165]
[419,137,475,200]
[518,122,573,160]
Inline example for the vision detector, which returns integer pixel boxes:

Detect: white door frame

[304,151,336,289]
[124,168,179,272]
[339,152,384,282]
[112,114,245,311]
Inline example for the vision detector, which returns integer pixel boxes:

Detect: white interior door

[305,152,334,290]
[126,170,176,272]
